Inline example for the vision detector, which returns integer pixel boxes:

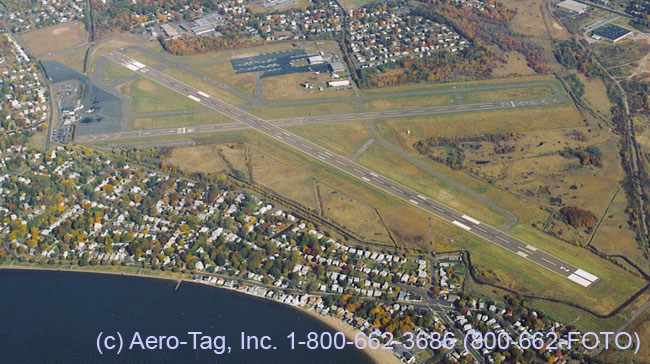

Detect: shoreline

[0,264,401,364]
[298,307,403,364]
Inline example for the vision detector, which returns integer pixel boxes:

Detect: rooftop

[593,24,631,41]
[556,0,589,13]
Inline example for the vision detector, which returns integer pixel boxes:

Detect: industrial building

[328,80,350,88]
[328,61,345,73]
[160,23,180,39]
[555,0,589,15]
[591,24,632,42]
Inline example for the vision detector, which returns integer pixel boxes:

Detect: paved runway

[96,52,600,288]
[75,96,564,143]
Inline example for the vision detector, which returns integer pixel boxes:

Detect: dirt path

[627,40,650,79]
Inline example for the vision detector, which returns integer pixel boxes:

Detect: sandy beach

[300,307,403,364]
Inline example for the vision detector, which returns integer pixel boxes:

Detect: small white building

[327,80,350,88]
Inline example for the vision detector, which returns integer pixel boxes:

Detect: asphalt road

[98,51,600,288]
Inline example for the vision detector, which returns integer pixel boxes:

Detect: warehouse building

[555,0,589,15]
[591,24,632,42]
[328,61,345,73]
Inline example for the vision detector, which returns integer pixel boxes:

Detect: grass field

[250,102,357,119]
[21,21,88,55]
[43,45,87,73]
[262,73,355,101]
[592,40,650,69]
[129,111,235,130]
[247,0,311,13]
[413,155,550,226]
[600,301,650,361]
[122,48,162,67]
[118,78,202,114]
[187,62,256,96]
[161,67,250,107]
[102,62,133,83]
[358,143,510,226]
[373,105,583,151]
[166,145,229,174]
[491,51,536,77]
[462,86,553,103]
[283,121,370,156]
[358,75,558,96]
[364,94,455,111]
[338,0,378,9]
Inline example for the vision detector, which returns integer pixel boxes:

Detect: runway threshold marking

[567,274,592,287]
[461,214,481,225]
[574,269,599,283]
[452,221,471,231]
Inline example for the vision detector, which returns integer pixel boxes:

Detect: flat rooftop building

[328,80,350,87]
[328,61,345,73]
[592,24,632,42]
[160,23,180,39]
[556,0,589,14]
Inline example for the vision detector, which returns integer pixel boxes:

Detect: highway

[101,51,600,288]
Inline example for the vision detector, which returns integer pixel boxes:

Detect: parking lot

[231,49,329,77]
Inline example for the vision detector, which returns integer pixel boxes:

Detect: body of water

[0,269,372,363]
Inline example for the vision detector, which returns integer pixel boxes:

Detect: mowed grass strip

[462,86,553,103]
[118,78,202,114]
[161,67,250,107]
[188,62,256,96]
[364,93,455,111]
[250,101,356,119]
[374,106,583,152]
[283,121,370,156]
[357,143,510,226]
[129,111,235,130]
